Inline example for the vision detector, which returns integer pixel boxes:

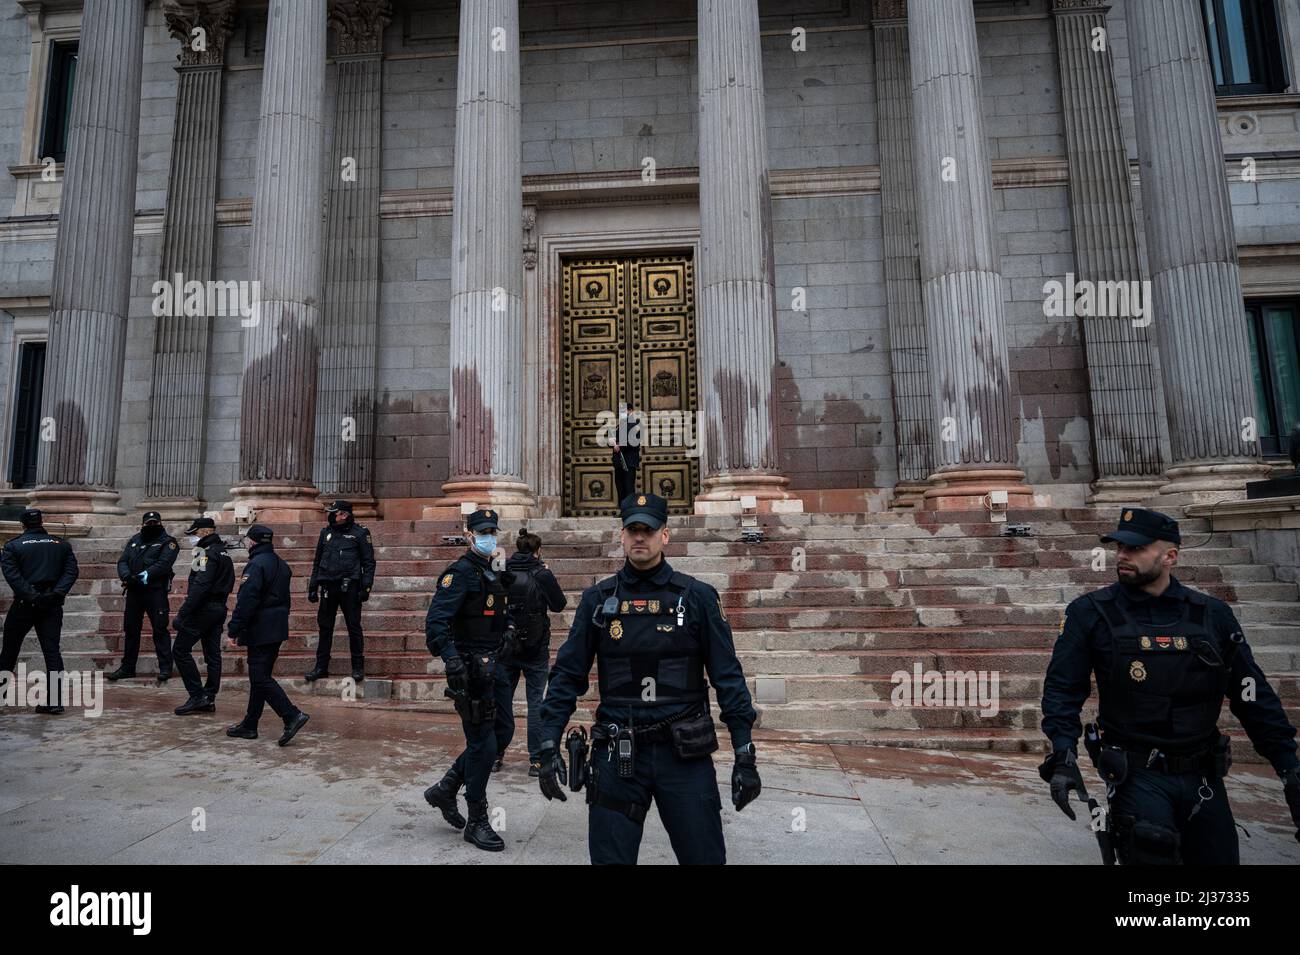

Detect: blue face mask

[472,533,496,556]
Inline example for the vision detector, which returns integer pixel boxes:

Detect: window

[1201,0,1288,95]
[8,342,47,488]
[1246,299,1300,456]
[39,40,77,163]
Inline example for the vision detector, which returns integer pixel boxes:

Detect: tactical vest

[1089,588,1228,748]
[593,572,707,708]
[452,562,510,652]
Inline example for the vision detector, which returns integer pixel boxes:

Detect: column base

[136,498,207,521]
[227,482,325,524]
[920,468,1034,511]
[26,488,127,524]
[424,479,535,521]
[890,480,932,510]
[1086,477,1166,507]
[1151,462,1276,510]
[694,472,804,514]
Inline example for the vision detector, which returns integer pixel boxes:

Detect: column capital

[1052,0,1109,13]
[871,0,908,23]
[163,0,237,67]
[328,0,392,57]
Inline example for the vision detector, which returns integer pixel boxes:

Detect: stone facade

[0,0,1298,519]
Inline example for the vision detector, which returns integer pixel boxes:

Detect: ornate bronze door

[562,253,699,516]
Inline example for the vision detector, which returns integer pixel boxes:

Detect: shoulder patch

[168,541,177,550]
[441,573,453,588]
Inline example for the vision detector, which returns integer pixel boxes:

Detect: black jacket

[228,541,292,647]
[425,550,517,661]
[1042,576,1298,774]
[116,529,180,590]
[175,534,235,625]
[308,518,375,590]
[0,527,79,603]
[504,551,567,638]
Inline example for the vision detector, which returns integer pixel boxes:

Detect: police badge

[1129,660,1147,682]
[609,619,623,640]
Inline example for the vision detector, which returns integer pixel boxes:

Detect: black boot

[34,705,65,715]
[351,663,364,682]
[278,711,310,746]
[304,664,328,682]
[423,768,466,830]
[106,665,135,681]
[464,799,504,852]
[156,666,172,685]
[226,722,257,740]
[174,695,215,716]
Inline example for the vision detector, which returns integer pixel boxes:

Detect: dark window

[9,342,47,488]
[39,40,77,163]
[1246,299,1300,456]
[1201,0,1288,95]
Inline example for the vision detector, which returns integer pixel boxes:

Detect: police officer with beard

[535,493,761,865]
[305,500,375,683]
[1040,508,1300,864]
[422,508,516,852]
[0,509,78,713]
[107,511,179,683]
[171,518,234,716]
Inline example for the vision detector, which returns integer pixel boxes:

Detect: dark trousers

[494,648,549,760]
[587,739,725,865]
[172,603,226,701]
[243,642,299,728]
[121,586,172,672]
[314,582,364,668]
[614,453,640,503]
[450,659,501,803]
[1108,767,1238,865]
[0,601,65,706]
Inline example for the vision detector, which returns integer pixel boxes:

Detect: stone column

[872,0,933,509]
[908,0,1032,510]
[313,0,391,518]
[430,0,532,516]
[1125,0,1270,504]
[1053,0,1166,504]
[229,0,328,522]
[695,0,799,510]
[141,0,237,520]
[30,0,147,519]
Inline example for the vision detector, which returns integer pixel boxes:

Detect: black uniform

[171,524,235,706]
[0,514,78,708]
[497,550,568,761]
[228,527,303,735]
[114,515,180,677]
[537,493,759,865]
[1041,508,1299,864]
[307,502,375,677]
[612,409,642,503]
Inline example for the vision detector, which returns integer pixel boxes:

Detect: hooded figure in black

[108,511,179,682]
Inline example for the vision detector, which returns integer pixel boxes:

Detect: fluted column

[908,0,1032,510]
[229,0,328,521]
[30,0,148,518]
[695,0,797,508]
[141,0,237,519]
[433,0,532,513]
[1125,0,1270,504]
[1053,0,1166,503]
[314,0,391,517]
[872,0,933,509]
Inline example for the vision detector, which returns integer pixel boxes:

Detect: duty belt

[591,705,706,744]
[1119,744,1217,775]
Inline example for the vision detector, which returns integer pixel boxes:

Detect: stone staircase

[7,508,1299,757]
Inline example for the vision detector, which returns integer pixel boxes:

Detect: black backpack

[507,563,548,640]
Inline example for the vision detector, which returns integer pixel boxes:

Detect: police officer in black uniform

[1040,507,1300,864]
[0,509,78,713]
[225,525,309,746]
[612,401,642,503]
[422,508,516,852]
[171,517,235,716]
[107,511,180,683]
[535,493,761,865]
[305,500,375,683]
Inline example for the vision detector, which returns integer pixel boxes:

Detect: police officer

[535,493,761,865]
[305,500,375,683]
[107,511,180,683]
[0,509,78,713]
[225,525,309,746]
[171,518,235,716]
[612,401,642,503]
[422,508,516,852]
[1040,507,1300,864]
[499,528,568,774]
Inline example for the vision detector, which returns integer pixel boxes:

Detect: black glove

[1038,748,1086,820]
[360,586,370,603]
[444,656,467,694]
[1282,768,1300,842]
[307,586,318,604]
[732,745,761,811]
[537,739,568,802]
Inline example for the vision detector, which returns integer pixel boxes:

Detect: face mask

[472,533,496,556]
[189,536,200,546]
